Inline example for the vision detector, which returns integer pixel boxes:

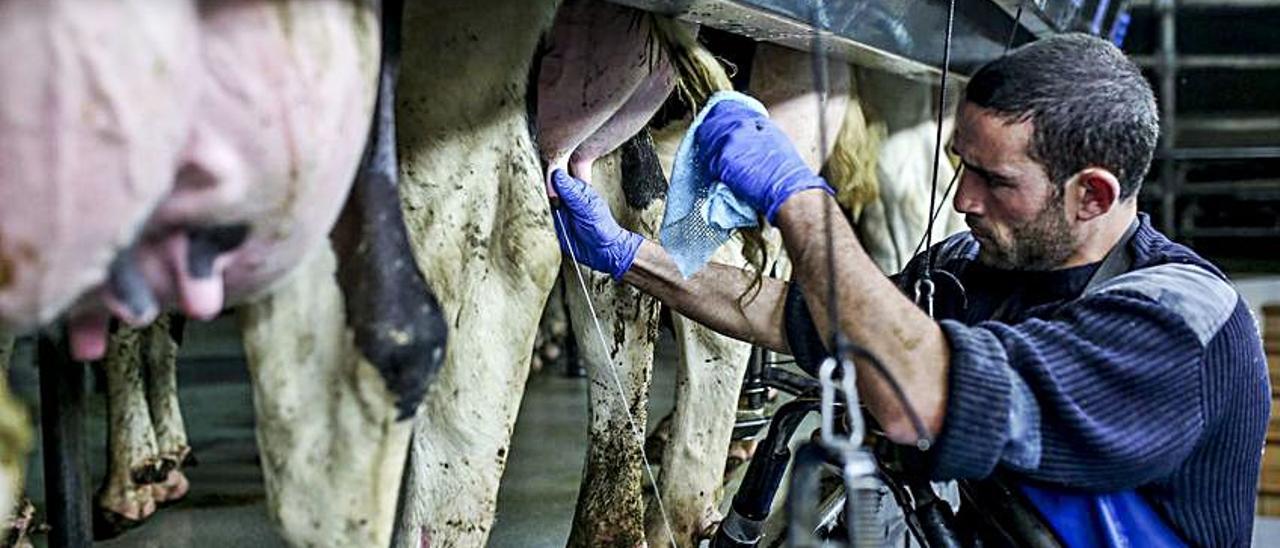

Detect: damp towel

[659,91,767,278]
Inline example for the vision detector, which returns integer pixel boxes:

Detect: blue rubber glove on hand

[551,169,643,280]
[695,100,834,223]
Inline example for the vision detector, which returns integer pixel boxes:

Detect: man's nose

[953,169,984,216]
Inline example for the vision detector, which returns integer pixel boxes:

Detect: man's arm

[547,169,791,352]
[623,240,790,354]
[775,190,951,443]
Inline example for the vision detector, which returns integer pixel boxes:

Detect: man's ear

[1068,167,1121,221]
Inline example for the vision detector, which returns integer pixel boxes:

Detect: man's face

[951,102,1075,270]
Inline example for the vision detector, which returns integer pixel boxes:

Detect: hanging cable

[809,3,841,357]
[911,0,1027,260]
[910,166,963,260]
[1006,0,1027,54]
[808,0,935,451]
[915,0,958,317]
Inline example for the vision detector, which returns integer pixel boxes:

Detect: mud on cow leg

[1,332,35,546]
[564,151,665,548]
[642,107,788,545]
[143,315,191,504]
[96,325,168,538]
[330,0,447,422]
[390,0,561,544]
[241,248,414,548]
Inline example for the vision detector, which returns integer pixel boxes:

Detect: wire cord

[554,210,678,548]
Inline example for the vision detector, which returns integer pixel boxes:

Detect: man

[551,33,1269,545]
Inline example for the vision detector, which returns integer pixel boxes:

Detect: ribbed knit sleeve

[929,320,1015,479]
[930,290,1209,491]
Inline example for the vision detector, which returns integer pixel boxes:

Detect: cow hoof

[723,439,758,479]
[129,457,172,485]
[697,508,723,541]
[92,493,155,540]
[161,445,194,469]
[3,498,37,548]
[93,508,143,541]
[151,469,190,505]
[540,342,562,362]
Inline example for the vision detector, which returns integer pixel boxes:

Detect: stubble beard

[976,190,1075,270]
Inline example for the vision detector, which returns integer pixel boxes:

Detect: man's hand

[551,169,643,280]
[695,100,834,223]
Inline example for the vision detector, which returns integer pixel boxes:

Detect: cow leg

[1,332,34,548]
[96,326,162,538]
[854,68,962,274]
[143,315,190,504]
[0,333,12,373]
[642,48,851,537]
[653,281,755,545]
[390,1,562,545]
[241,247,413,548]
[563,148,665,548]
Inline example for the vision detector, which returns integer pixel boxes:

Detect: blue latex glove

[695,100,834,223]
[551,169,643,280]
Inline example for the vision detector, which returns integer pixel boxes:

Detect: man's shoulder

[1095,216,1245,346]
[1089,262,1240,347]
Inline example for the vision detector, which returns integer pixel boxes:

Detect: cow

[647,43,861,546]
[853,68,966,274]
[0,0,446,545]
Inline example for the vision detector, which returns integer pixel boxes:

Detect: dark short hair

[964,33,1158,198]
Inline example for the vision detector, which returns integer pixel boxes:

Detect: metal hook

[914,277,936,318]
[818,354,861,451]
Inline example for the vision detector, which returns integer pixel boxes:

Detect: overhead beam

[605,0,1091,82]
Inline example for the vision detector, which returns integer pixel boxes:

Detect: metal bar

[1175,179,1280,196]
[1176,115,1280,133]
[604,0,1076,82]
[1156,0,1178,237]
[1129,0,1280,7]
[38,334,92,548]
[1133,54,1280,69]
[1159,147,1280,160]
[1180,227,1280,237]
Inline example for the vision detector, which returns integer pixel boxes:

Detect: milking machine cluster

[716,335,890,548]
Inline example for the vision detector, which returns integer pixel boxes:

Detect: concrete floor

[6,317,681,548]
[7,315,1280,546]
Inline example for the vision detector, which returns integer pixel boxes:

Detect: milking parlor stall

[3,0,1280,547]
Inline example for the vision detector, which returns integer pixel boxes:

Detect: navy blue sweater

[785,215,1270,545]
